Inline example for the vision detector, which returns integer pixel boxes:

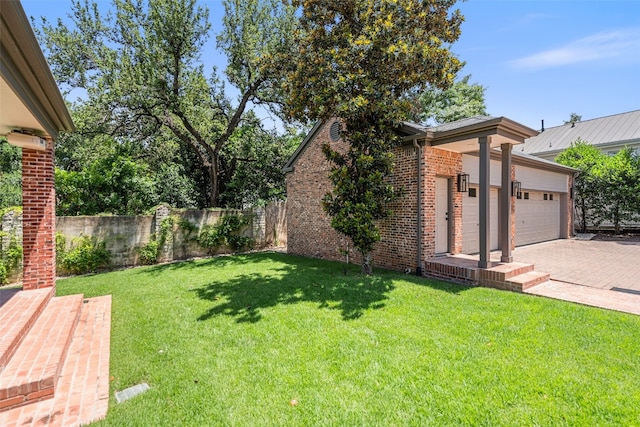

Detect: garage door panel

[516,192,560,246]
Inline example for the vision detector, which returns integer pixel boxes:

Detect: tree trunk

[208,154,220,208]
[579,197,587,233]
[361,251,373,275]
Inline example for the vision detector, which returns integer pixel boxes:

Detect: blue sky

[21,0,640,131]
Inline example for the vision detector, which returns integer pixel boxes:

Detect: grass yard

[57,252,640,426]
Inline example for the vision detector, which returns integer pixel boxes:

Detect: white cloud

[511,28,640,70]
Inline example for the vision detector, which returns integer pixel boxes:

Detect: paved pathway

[526,280,640,316]
[512,239,640,291]
[506,239,640,315]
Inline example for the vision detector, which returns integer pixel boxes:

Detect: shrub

[138,239,160,265]
[0,228,23,284]
[0,262,7,285]
[58,235,111,275]
[197,214,254,254]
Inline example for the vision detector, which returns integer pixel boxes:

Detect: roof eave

[0,1,74,138]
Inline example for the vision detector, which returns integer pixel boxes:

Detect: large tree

[556,140,640,234]
[285,0,463,274]
[413,73,487,125]
[555,139,605,233]
[36,0,296,207]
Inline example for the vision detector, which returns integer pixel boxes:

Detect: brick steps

[424,255,551,293]
[0,294,83,411]
[0,288,53,373]
[0,290,111,427]
[507,271,551,291]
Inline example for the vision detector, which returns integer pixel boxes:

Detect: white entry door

[462,187,499,254]
[435,177,449,254]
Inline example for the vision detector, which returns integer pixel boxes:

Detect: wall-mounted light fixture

[570,186,574,199]
[511,180,522,197]
[5,131,47,151]
[457,173,469,192]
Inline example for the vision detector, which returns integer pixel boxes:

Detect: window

[549,194,554,201]
[468,188,477,198]
[544,193,548,200]
[524,192,529,200]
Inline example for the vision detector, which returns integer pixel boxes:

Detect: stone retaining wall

[1,201,286,280]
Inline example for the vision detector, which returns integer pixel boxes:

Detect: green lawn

[57,252,640,426]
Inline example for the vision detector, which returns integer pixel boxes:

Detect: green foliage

[0,138,22,209]
[197,214,253,254]
[138,239,161,265]
[413,73,488,125]
[138,216,175,265]
[0,231,23,285]
[284,0,463,273]
[55,149,158,216]
[57,235,111,275]
[591,147,640,233]
[219,119,301,208]
[0,262,6,285]
[36,0,297,207]
[556,141,640,233]
[564,112,582,125]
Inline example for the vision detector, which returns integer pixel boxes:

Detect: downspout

[413,139,422,276]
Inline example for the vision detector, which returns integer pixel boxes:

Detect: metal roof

[521,110,640,156]
[429,115,495,132]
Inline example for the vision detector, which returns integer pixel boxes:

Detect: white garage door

[462,187,499,254]
[515,191,560,246]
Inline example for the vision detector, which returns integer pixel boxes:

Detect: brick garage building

[284,117,575,285]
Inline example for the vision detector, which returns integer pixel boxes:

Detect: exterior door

[462,186,499,254]
[435,177,449,254]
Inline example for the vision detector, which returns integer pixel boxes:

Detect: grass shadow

[192,253,396,322]
[138,252,261,276]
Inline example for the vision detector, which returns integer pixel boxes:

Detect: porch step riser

[0,288,53,373]
[479,263,535,283]
[0,294,83,412]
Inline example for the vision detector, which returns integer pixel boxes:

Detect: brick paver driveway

[511,239,640,292]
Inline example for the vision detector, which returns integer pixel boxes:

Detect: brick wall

[21,142,56,290]
[423,146,463,258]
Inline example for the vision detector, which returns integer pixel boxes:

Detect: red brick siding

[21,142,56,290]
[423,146,463,258]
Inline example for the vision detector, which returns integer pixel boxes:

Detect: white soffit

[0,75,46,136]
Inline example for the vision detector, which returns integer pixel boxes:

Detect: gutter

[413,138,422,276]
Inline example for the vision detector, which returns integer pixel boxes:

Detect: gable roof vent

[329,121,341,142]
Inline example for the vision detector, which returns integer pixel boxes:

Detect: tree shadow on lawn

[138,252,260,276]
[191,252,469,323]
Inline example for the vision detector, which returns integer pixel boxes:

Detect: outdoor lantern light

[512,180,522,197]
[5,131,47,151]
[570,186,574,199]
[457,173,469,192]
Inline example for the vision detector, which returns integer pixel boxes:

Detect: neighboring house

[521,109,640,160]
[283,116,575,281]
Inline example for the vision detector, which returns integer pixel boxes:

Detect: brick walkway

[512,239,640,291]
[510,239,640,315]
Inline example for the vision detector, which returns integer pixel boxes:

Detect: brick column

[21,141,56,290]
